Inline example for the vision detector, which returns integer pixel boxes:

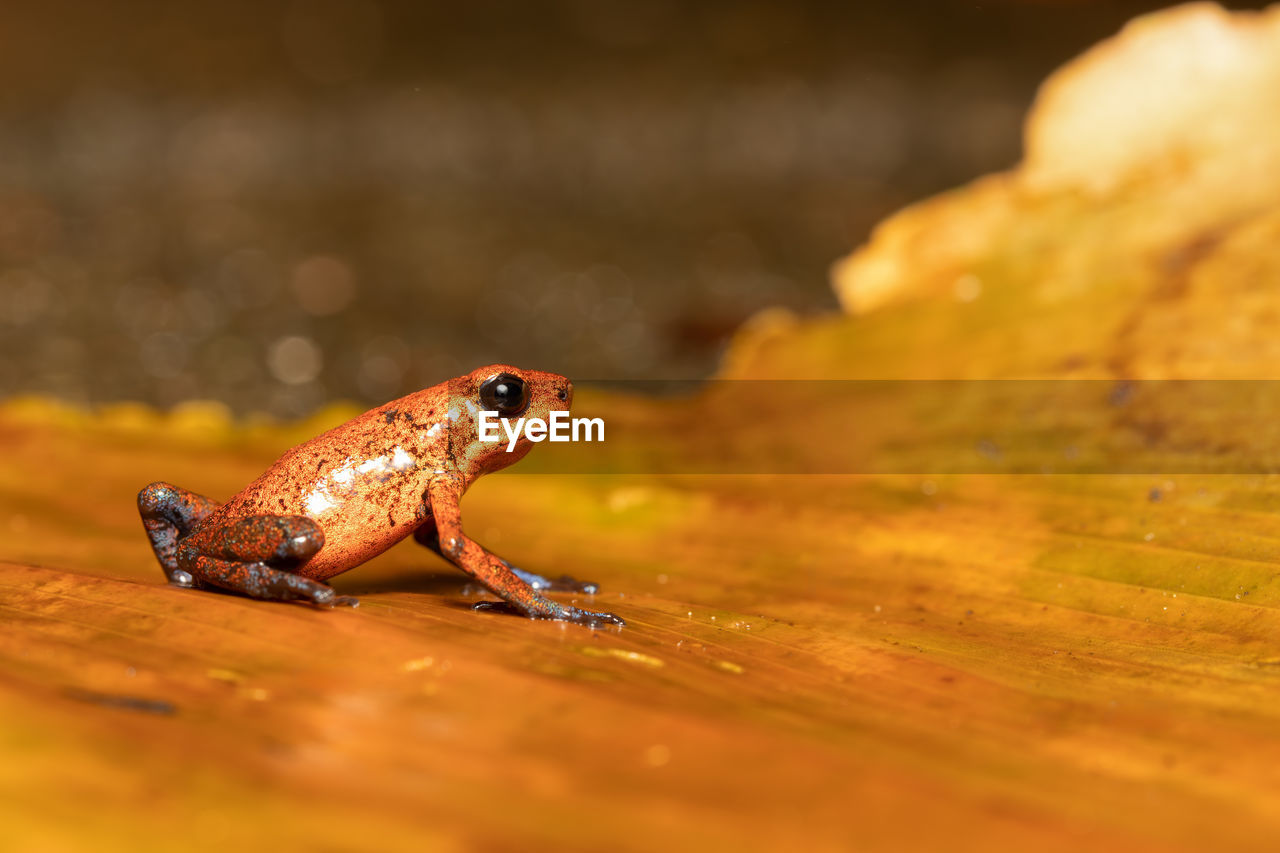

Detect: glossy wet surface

[3,403,1280,852]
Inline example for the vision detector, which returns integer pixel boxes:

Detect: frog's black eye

[479,373,530,417]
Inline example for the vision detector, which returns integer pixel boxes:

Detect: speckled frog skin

[137,364,624,627]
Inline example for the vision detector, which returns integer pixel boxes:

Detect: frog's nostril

[558,381,572,403]
[557,388,568,401]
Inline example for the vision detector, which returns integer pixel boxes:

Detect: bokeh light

[0,0,1237,415]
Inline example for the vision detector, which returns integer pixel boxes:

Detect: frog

[136,364,624,628]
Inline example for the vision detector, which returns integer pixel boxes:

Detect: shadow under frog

[136,364,623,628]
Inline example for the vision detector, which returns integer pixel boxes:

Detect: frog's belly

[223,454,431,580]
[293,495,426,580]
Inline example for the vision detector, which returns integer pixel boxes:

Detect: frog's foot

[508,566,600,595]
[473,599,624,628]
[177,515,358,609]
[137,481,221,584]
[169,569,197,589]
[184,555,358,608]
[557,605,625,628]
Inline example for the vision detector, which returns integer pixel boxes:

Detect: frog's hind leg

[177,515,358,608]
[137,481,221,587]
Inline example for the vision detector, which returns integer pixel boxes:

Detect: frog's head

[448,363,573,483]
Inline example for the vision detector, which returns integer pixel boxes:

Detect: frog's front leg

[423,477,623,627]
[413,518,599,594]
[177,515,358,609]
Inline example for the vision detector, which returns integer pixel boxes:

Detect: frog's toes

[168,569,196,588]
[311,588,360,609]
[473,600,622,628]
[566,607,625,629]
[472,600,519,616]
[561,576,600,595]
[543,574,599,594]
[509,566,600,594]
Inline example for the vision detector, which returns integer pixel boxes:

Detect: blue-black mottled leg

[180,554,354,607]
[137,481,220,587]
[412,517,599,594]
[177,515,358,608]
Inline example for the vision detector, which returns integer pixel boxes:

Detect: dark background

[0,0,1263,415]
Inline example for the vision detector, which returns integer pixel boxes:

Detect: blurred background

[0,0,1264,416]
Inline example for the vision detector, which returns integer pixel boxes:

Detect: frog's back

[203,390,451,578]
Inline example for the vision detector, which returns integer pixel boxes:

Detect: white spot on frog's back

[331,460,357,487]
[390,446,416,470]
[304,489,338,515]
[301,446,420,518]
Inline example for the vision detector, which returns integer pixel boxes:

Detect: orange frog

[137,365,624,627]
